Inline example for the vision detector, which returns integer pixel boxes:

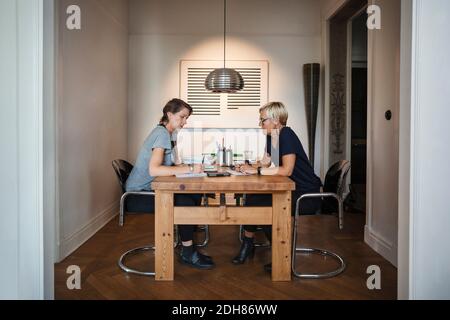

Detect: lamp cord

[224,0,227,69]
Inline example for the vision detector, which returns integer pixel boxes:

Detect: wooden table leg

[155,191,174,281]
[272,191,292,281]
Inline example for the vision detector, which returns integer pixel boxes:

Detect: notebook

[175,173,208,179]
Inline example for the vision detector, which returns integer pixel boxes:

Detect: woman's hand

[150,148,205,176]
[237,164,257,175]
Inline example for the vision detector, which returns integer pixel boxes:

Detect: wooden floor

[55,212,397,300]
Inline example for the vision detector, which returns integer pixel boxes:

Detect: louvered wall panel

[186,68,263,113]
[227,68,262,109]
[180,60,268,128]
[187,68,221,115]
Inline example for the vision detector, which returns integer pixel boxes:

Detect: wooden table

[151,175,296,281]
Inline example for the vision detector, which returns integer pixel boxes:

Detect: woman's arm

[149,148,202,176]
[261,154,295,176]
[240,154,296,177]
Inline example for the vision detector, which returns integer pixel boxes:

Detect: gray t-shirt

[126,125,175,192]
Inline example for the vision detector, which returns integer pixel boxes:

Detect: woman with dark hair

[231,102,322,272]
[126,99,215,270]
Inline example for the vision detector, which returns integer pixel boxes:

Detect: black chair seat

[124,194,155,213]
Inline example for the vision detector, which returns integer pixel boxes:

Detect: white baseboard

[364,225,398,267]
[59,201,119,261]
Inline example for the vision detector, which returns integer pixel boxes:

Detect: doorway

[327,0,368,212]
[326,0,401,267]
[347,10,368,214]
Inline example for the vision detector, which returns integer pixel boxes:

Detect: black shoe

[264,263,272,273]
[232,237,255,265]
[179,246,215,270]
[197,251,213,263]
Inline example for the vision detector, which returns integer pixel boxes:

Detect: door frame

[16,0,416,300]
[397,0,413,300]
[43,0,58,299]
[0,0,46,299]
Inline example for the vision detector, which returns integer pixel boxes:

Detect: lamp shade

[205,68,244,93]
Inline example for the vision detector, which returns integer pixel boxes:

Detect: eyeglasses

[259,118,271,125]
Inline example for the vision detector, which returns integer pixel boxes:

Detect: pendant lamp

[205,0,244,93]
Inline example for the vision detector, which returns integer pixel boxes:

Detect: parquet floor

[55,212,397,300]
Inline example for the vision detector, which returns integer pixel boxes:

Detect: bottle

[217,147,226,167]
[225,146,233,167]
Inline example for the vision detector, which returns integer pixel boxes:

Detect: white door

[365,0,400,266]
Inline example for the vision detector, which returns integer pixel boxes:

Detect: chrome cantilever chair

[292,160,351,279]
[112,159,209,276]
[112,159,158,276]
[118,190,157,277]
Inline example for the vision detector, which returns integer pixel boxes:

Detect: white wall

[58,0,129,259]
[0,0,44,299]
[128,0,323,173]
[399,0,450,300]
[365,0,400,267]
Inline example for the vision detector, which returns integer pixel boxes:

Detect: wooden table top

[152,175,296,192]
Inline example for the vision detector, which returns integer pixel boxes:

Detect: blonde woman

[232,102,322,271]
[126,99,214,270]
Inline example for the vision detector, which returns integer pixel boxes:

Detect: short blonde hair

[259,102,289,126]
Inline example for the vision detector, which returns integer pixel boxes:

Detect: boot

[263,227,272,244]
[263,227,272,273]
[232,236,255,265]
[179,245,215,270]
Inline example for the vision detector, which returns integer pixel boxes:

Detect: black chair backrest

[112,159,134,194]
[322,160,351,214]
[323,160,351,197]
